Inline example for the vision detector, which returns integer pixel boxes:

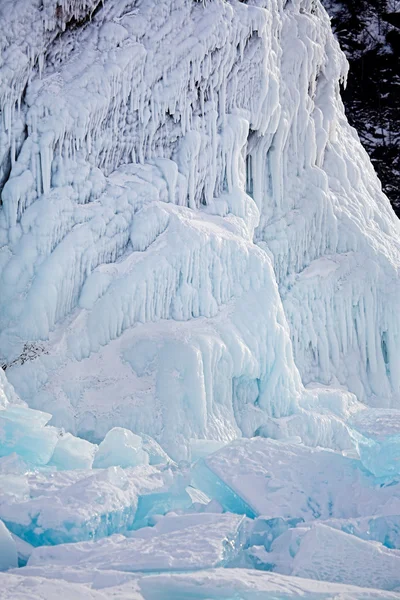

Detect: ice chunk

[322,514,400,550]
[0,521,17,571]
[141,435,173,466]
[28,513,247,572]
[10,533,32,567]
[270,523,400,591]
[194,438,400,519]
[246,516,305,552]
[50,433,97,471]
[0,465,191,546]
[350,409,400,479]
[0,405,59,466]
[93,428,149,469]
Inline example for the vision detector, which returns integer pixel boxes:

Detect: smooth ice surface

[93,428,149,469]
[0,520,18,572]
[28,513,247,572]
[195,438,400,519]
[270,523,400,590]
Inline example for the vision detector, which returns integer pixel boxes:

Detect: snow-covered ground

[0,0,400,597]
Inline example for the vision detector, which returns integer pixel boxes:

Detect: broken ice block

[0,520,17,571]
[50,433,97,471]
[93,428,149,469]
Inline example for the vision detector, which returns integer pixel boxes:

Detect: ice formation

[0,0,400,597]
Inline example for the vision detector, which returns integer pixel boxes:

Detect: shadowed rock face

[322,0,400,217]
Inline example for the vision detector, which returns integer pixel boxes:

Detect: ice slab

[323,514,400,550]
[28,513,246,572]
[0,465,191,546]
[50,433,97,471]
[139,568,400,599]
[93,428,149,469]
[270,523,400,591]
[193,438,400,519]
[0,520,17,572]
[10,533,32,567]
[0,405,59,466]
[349,409,400,479]
[141,435,173,466]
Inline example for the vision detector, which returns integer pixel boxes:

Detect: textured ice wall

[0,0,399,456]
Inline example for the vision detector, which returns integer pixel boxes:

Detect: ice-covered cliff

[2,1,400,596]
[0,0,399,459]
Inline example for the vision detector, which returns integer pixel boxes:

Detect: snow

[270,523,400,590]
[139,569,400,599]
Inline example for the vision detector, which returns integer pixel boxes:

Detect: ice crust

[0,0,400,597]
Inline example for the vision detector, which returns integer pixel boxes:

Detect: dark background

[322,0,400,217]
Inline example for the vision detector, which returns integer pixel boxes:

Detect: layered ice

[193,437,400,520]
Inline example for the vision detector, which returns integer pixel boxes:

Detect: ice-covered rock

[0,0,397,460]
[193,438,400,519]
[93,428,149,469]
[0,520,17,572]
[269,523,400,591]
